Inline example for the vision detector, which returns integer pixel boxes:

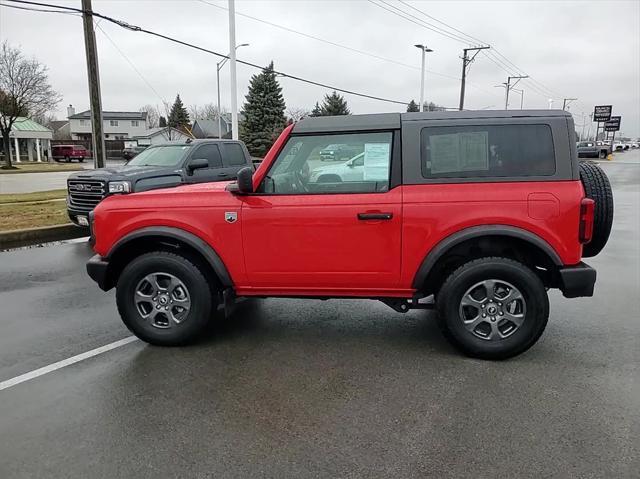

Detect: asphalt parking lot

[1,153,639,478]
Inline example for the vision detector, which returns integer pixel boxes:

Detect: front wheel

[116,251,214,346]
[436,257,549,359]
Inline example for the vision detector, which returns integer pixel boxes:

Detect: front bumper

[558,262,596,298]
[87,254,111,291]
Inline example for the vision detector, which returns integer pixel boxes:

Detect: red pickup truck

[87,111,613,359]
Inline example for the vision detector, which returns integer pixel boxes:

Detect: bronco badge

[225,212,237,223]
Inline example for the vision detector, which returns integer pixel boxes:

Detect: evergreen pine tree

[239,61,287,157]
[167,94,190,131]
[310,102,322,117]
[319,91,350,115]
[407,100,420,112]
[159,116,167,127]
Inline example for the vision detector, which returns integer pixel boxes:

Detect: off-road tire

[436,257,549,360]
[116,251,213,346]
[579,161,613,257]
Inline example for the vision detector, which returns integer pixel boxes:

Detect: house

[67,105,147,140]
[133,127,191,146]
[0,117,53,163]
[49,120,71,140]
[192,118,230,139]
[192,113,242,139]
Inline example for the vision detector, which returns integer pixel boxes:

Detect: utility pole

[459,46,490,110]
[511,88,524,109]
[504,75,528,109]
[216,43,249,139]
[562,98,577,110]
[228,0,239,140]
[414,44,433,112]
[81,0,105,168]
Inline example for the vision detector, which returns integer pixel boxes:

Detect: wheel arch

[103,226,233,291]
[412,225,563,295]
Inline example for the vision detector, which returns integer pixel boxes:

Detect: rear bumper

[87,254,111,291]
[558,262,596,298]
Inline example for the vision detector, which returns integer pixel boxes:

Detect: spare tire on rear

[579,161,613,257]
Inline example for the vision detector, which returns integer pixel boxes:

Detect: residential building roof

[49,120,69,131]
[133,127,189,138]
[68,110,147,120]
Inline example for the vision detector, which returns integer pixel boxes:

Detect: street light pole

[414,44,433,112]
[228,0,239,140]
[216,43,248,139]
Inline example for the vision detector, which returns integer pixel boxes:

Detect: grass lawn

[0,162,84,174]
[0,201,69,232]
[0,189,67,204]
[0,189,70,231]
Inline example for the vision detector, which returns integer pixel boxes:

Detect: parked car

[319,143,361,161]
[66,139,253,227]
[577,141,608,159]
[613,142,625,152]
[86,110,613,360]
[122,145,148,160]
[52,144,89,162]
[309,152,366,183]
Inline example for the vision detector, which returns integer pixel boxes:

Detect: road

[0,155,638,478]
[0,160,125,194]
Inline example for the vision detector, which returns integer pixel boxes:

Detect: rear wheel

[599,150,607,159]
[579,161,613,257]
[116,251,214,346]
[436,257,549,359]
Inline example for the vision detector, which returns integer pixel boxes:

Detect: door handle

[357,212,393,220]
[217,172,228,177]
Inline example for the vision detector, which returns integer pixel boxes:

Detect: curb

[0,224,88,250]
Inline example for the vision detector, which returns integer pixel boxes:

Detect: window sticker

[459,132,489,171]
[363,143,390,181]
[429,133,460,174]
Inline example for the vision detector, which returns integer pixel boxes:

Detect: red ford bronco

[87,111,613,359]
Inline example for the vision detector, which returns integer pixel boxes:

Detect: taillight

[579,198,595,244]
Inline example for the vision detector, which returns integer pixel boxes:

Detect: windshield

[126,145,191,167]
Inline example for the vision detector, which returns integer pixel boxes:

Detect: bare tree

[286,106,310,122]
[189,102,227,121]
[139,104,160,129]
[0,41,61,168]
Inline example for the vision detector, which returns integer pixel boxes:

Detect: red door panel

[240,188,402,291]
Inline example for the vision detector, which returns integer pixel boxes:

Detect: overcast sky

[1,0,639,136]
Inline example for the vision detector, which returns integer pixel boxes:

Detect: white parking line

[0,336,139,391]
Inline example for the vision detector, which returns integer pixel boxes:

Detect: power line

[2,0,412,106]
[367,0,472,45]
[94,22,167,106]
[0,1,79,15]
[397,0,486,46]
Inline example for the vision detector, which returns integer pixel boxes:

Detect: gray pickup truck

[66,139,253,226]
[577,141,610,159]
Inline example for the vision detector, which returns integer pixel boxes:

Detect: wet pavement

[0,153,638,478]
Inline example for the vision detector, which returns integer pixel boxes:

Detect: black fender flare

[107,226,233,288]
[411,225,563,290]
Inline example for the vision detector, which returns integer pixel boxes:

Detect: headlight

[108,181,131,194]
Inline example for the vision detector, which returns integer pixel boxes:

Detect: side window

[421,124,555,178]
[192,144,222,168]
[223,143,248,166]
[259,132,393,194]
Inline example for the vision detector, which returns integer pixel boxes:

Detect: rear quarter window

[224,143,248,166]
[420,124,555,179]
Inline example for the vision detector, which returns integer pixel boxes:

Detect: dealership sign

[604,116,621,132]
[593,105,612,122]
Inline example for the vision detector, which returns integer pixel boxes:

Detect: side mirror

[235,166,254,194]
[187,158,209,175]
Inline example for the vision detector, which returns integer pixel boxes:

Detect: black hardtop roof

[293,110,571,133]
